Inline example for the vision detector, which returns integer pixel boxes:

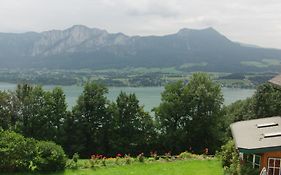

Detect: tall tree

[154,81,188,153]
[44,87,67,143]
[71,82,111,157]
[113,92,155,155]
[155,73,224,154]
[184,73,223,153]
[11,84,67,142]
[0,91,12,130]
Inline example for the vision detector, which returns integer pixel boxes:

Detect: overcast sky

[0,0,281,48]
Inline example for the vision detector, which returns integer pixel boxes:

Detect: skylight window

[257,123,278,128]
[264,132,281,138]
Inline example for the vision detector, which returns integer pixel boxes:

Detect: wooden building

[231,116,281,174]
[231,74,281,174]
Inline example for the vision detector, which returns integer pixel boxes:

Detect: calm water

[0,82,255,112]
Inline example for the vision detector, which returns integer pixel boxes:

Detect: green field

[240,59,281,68]
[1,160,223,175]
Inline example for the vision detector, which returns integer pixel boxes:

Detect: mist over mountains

[1,25,281,72]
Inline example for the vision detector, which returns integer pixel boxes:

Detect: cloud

[126,1,179,18]
[0,0,280,48]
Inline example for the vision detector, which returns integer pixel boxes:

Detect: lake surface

[0,82,256,112]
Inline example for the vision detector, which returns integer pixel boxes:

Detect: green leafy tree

[11,84,67,142]
[0,91,12,130]
[113,91,155,155]
[71,82,111,157]
[154,81,187,153]
[155,73,224,154]
[45,87,67,143]
[61,112,82,156]
[14,84,34,134]
[253,83,281,117]
[224,83,281,131]
[184,73,224,153]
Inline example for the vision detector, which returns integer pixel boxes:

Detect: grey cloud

[127,3,179,18]
[0,0,281,48]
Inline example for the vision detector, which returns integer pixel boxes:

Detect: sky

[0,0,281,49]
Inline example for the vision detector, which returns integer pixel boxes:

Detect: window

[267,158,281,175]
[254,155,261,168]
[245,154,261,168]
[246,154,253,164]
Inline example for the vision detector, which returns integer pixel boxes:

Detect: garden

[0,145,223,175]
[2,72,278,174]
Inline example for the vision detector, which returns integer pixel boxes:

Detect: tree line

[0,73,227,158]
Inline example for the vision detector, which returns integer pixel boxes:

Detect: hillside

[1,25,281,72]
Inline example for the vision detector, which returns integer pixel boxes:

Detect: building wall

[260,151,281,169]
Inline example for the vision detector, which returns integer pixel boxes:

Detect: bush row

[65,151,213,169]
[0,130,67,172]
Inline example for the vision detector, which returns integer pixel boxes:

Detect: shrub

[240,163,260,175]
[0,130,67,172]
[137,153,145,163]
[72,153,79,163]
[34,141,67,172]
[102,157,107,166]
[0,131,36,172]
[164,152,171,161]
[65,153,79,169]
[125,155,132,165]
[65,160,78,169]
[218,140,240,175]
[179,151,195,159]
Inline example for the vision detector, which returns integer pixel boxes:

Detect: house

[231,116,281,174]
[230,75,281,175]
[269,74,281,88]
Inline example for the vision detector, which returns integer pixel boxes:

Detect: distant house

[231,116,281,174]
[269,74,281,88]
[230,75,281,175]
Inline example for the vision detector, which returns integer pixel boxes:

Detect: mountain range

[1,25,281,72]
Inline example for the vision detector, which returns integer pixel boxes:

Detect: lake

[0,82,256,112]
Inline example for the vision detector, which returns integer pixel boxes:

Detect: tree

[113,91,155,155]
[184,73,224,153]
[222,98,255,138]
[253,83,281,117]
[71,82,111,157]
[9,84,67,143]
[45,87,67,143]
[0,91,11,130]
[13,84,34,134]
[155,73,224,154]
[154,81,188,153]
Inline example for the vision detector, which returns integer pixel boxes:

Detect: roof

[269,74,281,87]
[231,116,281,153]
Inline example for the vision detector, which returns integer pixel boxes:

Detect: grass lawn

[1,159,223,175]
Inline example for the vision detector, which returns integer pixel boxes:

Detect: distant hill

[1,25,281,72]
